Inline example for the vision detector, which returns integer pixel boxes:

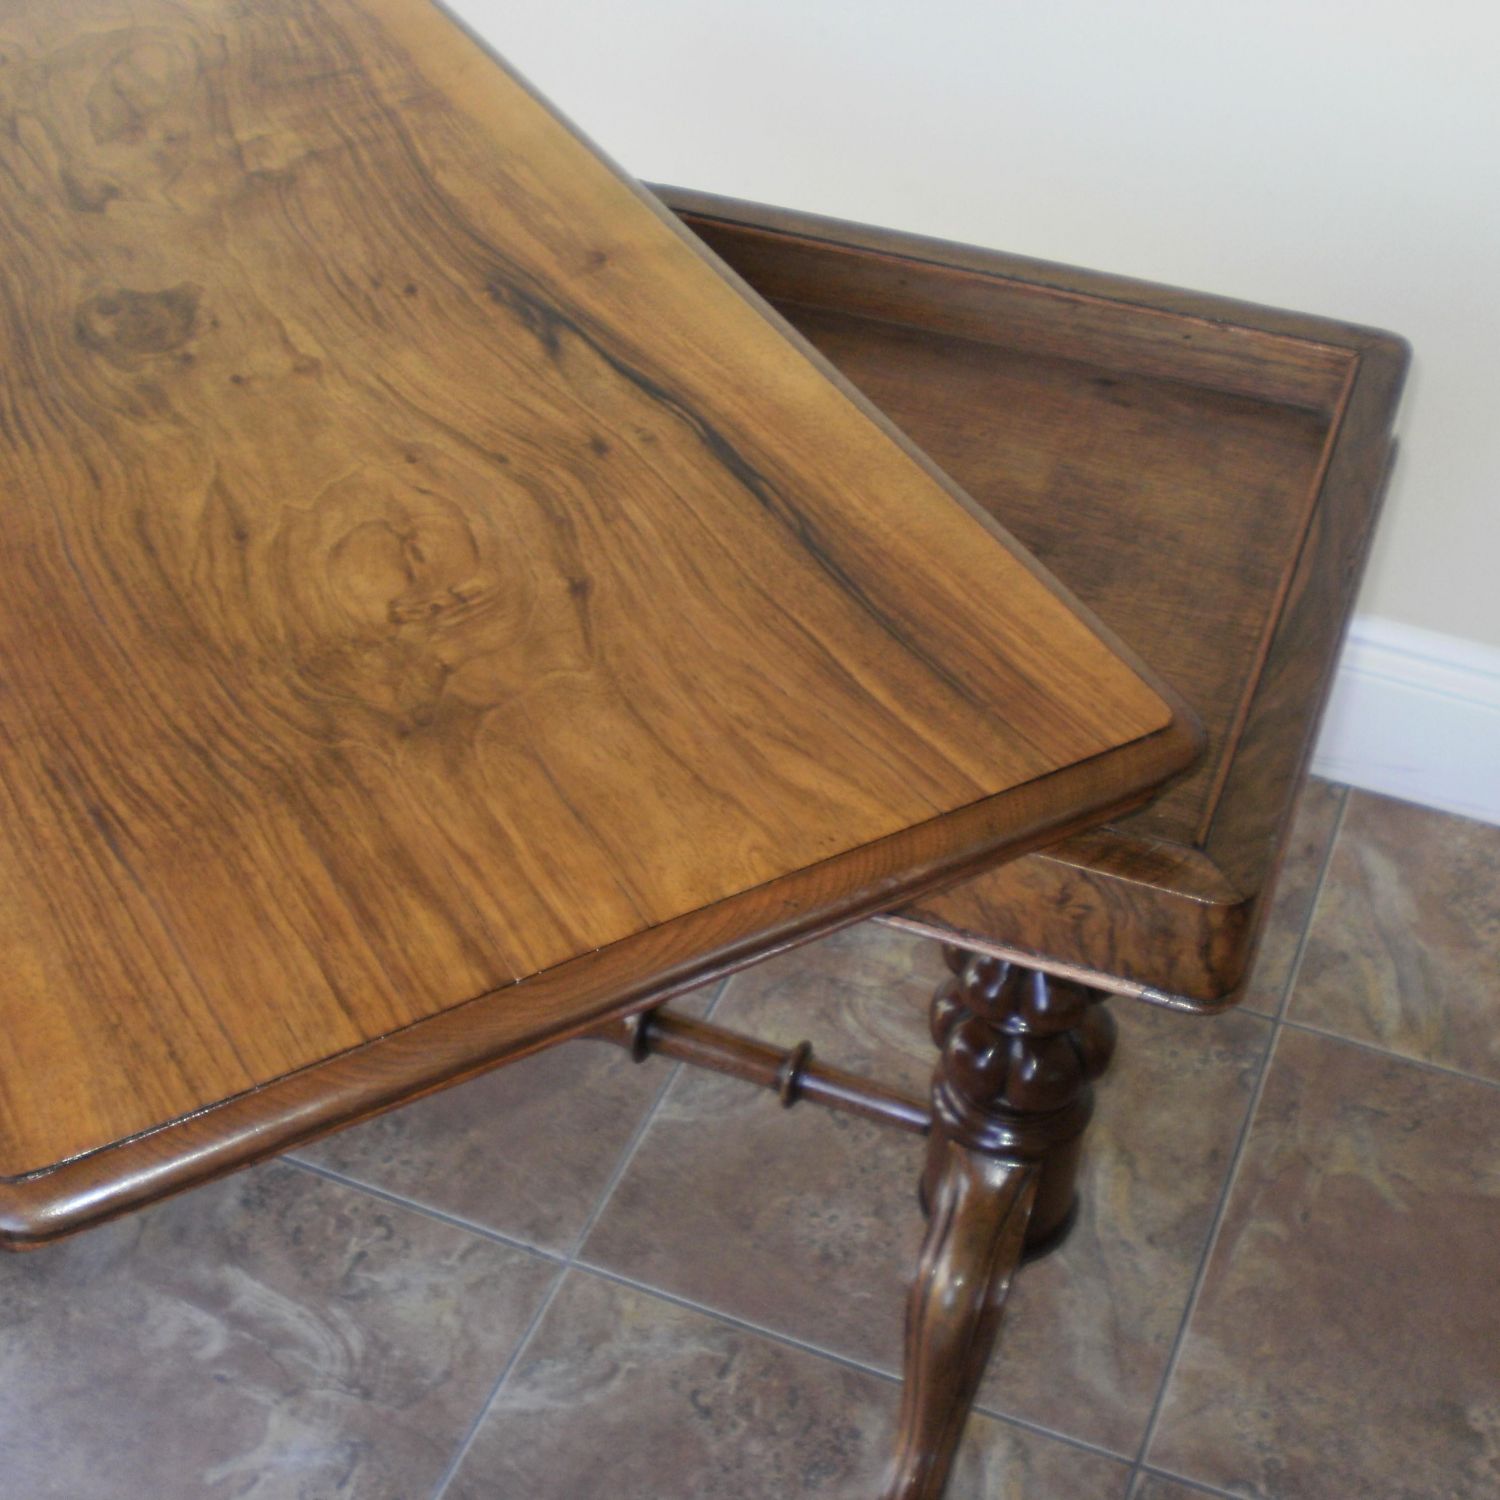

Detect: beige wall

[458,0,1500,651]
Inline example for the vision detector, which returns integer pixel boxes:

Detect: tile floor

[3,782,1497,1498]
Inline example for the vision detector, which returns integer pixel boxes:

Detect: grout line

[1134,1465,1247,1499]
[1127,1021,1282,1473]
[700,972,734,1023]
[288,977,734,1265]
[427,1259,570,1500]
[1128,776,1495,1493]
[1123,792,1350,1478]
[563,974,734,1260]
[964,1397,1137,1469]
[1275,783,1351,1022]
[569,1260,1133,1471]
[1279,1016,1500,1092]
[290,976,732,1498]
[574,1259,904,1381]
[285,1158,567,1265]
[1275,783,1500,1090]
[562,1061,683,1259]
[424,978,732,1497]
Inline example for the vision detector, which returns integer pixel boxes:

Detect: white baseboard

[1312,616,1500,828]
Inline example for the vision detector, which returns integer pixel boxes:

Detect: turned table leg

[884,944,1115,1500]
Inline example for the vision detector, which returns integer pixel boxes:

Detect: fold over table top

[0,0,1195,1239]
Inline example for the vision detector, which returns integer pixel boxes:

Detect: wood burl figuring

[0,2,1406,1497]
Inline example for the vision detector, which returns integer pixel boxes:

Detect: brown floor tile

[444,1270,1133,1499]
[1288,789,1500,1080]
[1149,1026,1500,1498]
[582,923,1267,1455]
[975,1000,1265,1450]
[0,1161,556,1500]
[294,984,716,1253]
[579,925,935,1386]
[1236,777,1345,1016]
[1132,1475,1225,1500]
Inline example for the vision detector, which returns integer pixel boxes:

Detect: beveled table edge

[1,712,1199,1247]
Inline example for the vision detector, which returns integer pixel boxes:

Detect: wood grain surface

[658,189,1407,1005]
[0,0,1186,1194]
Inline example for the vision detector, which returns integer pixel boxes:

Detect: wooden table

[0,3,1198,1496]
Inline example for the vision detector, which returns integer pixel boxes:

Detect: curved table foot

[883,1144,1037,1500]
[885,945,1116,1498]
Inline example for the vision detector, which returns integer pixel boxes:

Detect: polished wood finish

[886,1146,1036,1500]
[926,946,1114,1250]
[886,947,1114,1498]
[0,3,1196,1242]
[590,1007,931,1134]
[658,187,1408,1008]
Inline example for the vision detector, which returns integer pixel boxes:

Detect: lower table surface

[660,188,1408,1008]
[0,0,1197,1246]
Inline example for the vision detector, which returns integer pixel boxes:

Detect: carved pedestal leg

[885,1144,1036,1500]
[884,946,1115,1500]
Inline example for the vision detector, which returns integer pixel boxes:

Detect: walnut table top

[0,0,1197,1243]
